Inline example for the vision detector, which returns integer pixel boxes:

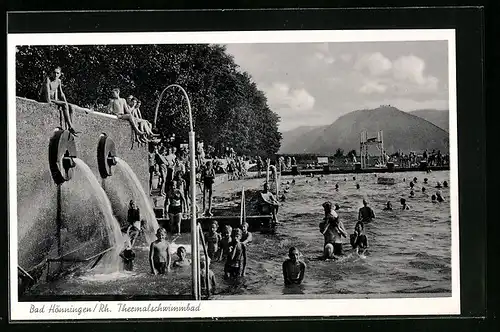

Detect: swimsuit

[154,261,167,274]
[168,193,182,214]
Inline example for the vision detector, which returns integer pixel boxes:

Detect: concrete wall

[16,97,149,271]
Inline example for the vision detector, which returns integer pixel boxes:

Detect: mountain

[409,109,449,132]
[280,106,449,155]
[279,125,328,154]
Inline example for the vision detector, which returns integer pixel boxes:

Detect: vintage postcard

[8,29,459,320]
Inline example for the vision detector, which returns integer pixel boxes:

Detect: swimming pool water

[25,171,452,298]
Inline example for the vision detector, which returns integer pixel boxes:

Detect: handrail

[18,266,35,282]
[240,187,245,226]
[46,246,114,263]
[197,224,210,299]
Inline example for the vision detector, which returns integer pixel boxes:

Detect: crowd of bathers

[274,172,450,285]
[119,215,254,295]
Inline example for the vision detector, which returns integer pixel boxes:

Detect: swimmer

[413,177,418,183]
[356,183,360,190]
[172,246,191,268]
[353,176,356,181]
[383,201,393,211]
[424,178,428,184]
[224,229,247,279]
[320,201,347,259]
[200,259,217,294]
[358,199,375,223]
[344,178,347,181]
[119,245,136,271]
[400,198,410,210]
[436,191,445,202]
[292,179,296,185]
[205,220,222,261]
[149,228,171,275]
[335,183,339,191]
[436,181,442,189]
[318,177,321,181]
[422,187,426,193]
[410,181,414,189]
[282,247,306,285]
[403,178,406,182]
[431,195,437,203]
[218,225,233,261]
[334,203,340,211]
[410,190,415,198]
[240,221,253,245]
[350,222,368,255]
[306,180,309,183]
[443,181,448,188]
[280,194,286,201]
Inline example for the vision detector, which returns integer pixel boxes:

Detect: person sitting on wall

[128,97,159,140]
[38,65,86,136]
[106,88,149,143]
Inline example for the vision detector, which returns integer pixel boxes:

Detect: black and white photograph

[8,29,460,320]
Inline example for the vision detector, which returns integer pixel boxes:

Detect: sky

[225,41,449,132]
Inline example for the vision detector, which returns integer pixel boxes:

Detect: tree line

[16,44,282,157]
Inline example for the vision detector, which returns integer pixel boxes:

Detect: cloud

[312,52,335,65]
[392,55,439,91]
[359,80,387,94]
[354,52,392,76]
[263,82,315,112]
[340,53,352,62]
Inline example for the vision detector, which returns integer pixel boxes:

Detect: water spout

[113,157,159,244]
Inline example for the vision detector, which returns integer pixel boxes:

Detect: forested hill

[279,106,449,154]
[15,45,282,157]
[409,109,449,132]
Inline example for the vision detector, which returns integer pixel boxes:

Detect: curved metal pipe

[153,84,193,132]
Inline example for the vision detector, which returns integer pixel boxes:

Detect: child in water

[120,244,136,271]
[149,228,171,275]
[206,220,222,261]
[224,229,247,279]
[200,259,217,295]
[350,222,368,255]
[172,246,191,268]
[241,221,253,245]
[282,247,306,285]
[400,198,410,210]
[383,201,393,211]
[218,225,233,261]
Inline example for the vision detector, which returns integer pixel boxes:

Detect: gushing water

[73,159,125,272]
[115,157,159,243]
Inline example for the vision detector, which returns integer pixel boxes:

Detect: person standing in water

[149,228,171,275]
[320,201,347,259]
[224,229,247,279]
[206,220,222,261]
[383,201,393,211]
[358,199,375,223]
[172,246,191,268]
[350,222,368,255]
[400,198,410,210]
[240,221,253,245]
[282,247,306,285]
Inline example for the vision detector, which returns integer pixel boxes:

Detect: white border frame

[7,29,460,321]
